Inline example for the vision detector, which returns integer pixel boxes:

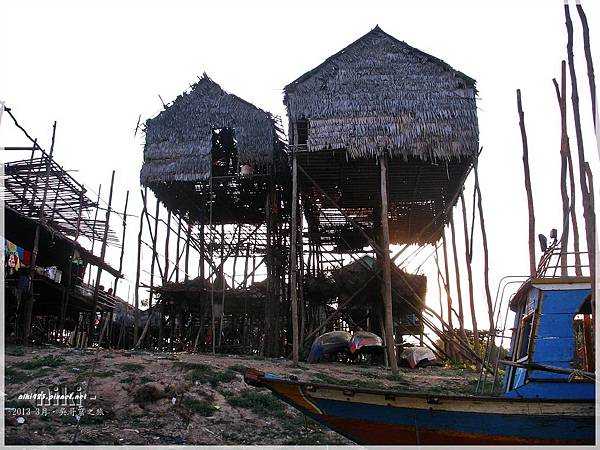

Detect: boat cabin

[502,277,594,399]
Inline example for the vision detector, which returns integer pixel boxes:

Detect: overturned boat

[245,275,594,445]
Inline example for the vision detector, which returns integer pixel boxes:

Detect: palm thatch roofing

[284,25,478,161]
[143,74,285,184]
[141,74,288,223]
[285,26,479,245]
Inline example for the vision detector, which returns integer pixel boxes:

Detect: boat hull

[245,370,595,445]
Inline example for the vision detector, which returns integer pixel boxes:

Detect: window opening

[296,118,309,147]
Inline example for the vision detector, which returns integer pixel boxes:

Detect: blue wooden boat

[245,277,594,445]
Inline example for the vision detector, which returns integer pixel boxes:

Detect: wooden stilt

[88,185,102,284]
[199,221,205,280]
[460,193,480,361]
[87,170,115,346]
[290,151,300,363]
[298,201,306,347]
[149,199,160,310]
[242,242,250,288]
[449,215,467,342]
[59,191,84,342]
[23,123,57,344]
[218,224,225,349]
[133,188,145,346]
[441,230,454,334]
[175,215,181,283]
[185,221,191,281]
[379,154,398,374]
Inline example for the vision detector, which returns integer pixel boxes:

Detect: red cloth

[22,250,31,266]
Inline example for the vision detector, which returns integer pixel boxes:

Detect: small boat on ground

[245,275,595,445]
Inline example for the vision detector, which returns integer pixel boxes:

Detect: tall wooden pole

[554,62,583,274]
[441,230,456,359]
[441,230,454,332]
[298,197,306,347]
[379,154,398,374]
[449,215,467,341]
[114,190,129,295]
[460,193,480,359]
[133,188,145,345]
[87,185,101,283]
[517,89,537,276]
[199,221,205,280]
[87,170,115,345]
[290,152,300,363]
[566,4,596,291]
[164,209,171,282]
[576,3,596,128]
[554,63,571,276]
[59,191,84,342]
[175,215,181,283]
[149,199,160,310]
[24,123,56,344]
[185,221,191,281]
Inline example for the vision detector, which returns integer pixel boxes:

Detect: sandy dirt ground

[4,345,481,445]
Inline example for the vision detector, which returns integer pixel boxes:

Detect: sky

[1,0,599,343]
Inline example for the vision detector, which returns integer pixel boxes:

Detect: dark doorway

[211,127,238,176]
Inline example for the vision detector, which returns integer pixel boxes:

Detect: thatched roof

[141,74,284,185]
[284,26,478,161]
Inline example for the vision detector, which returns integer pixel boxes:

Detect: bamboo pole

[379,154,399,374]
[87,170,115,345]
[460,193,480,360]
[517,89,537,276]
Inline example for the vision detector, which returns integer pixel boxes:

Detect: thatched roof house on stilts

[140,74,290,355]
[142,73,288,224]
[285,26,479,368]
